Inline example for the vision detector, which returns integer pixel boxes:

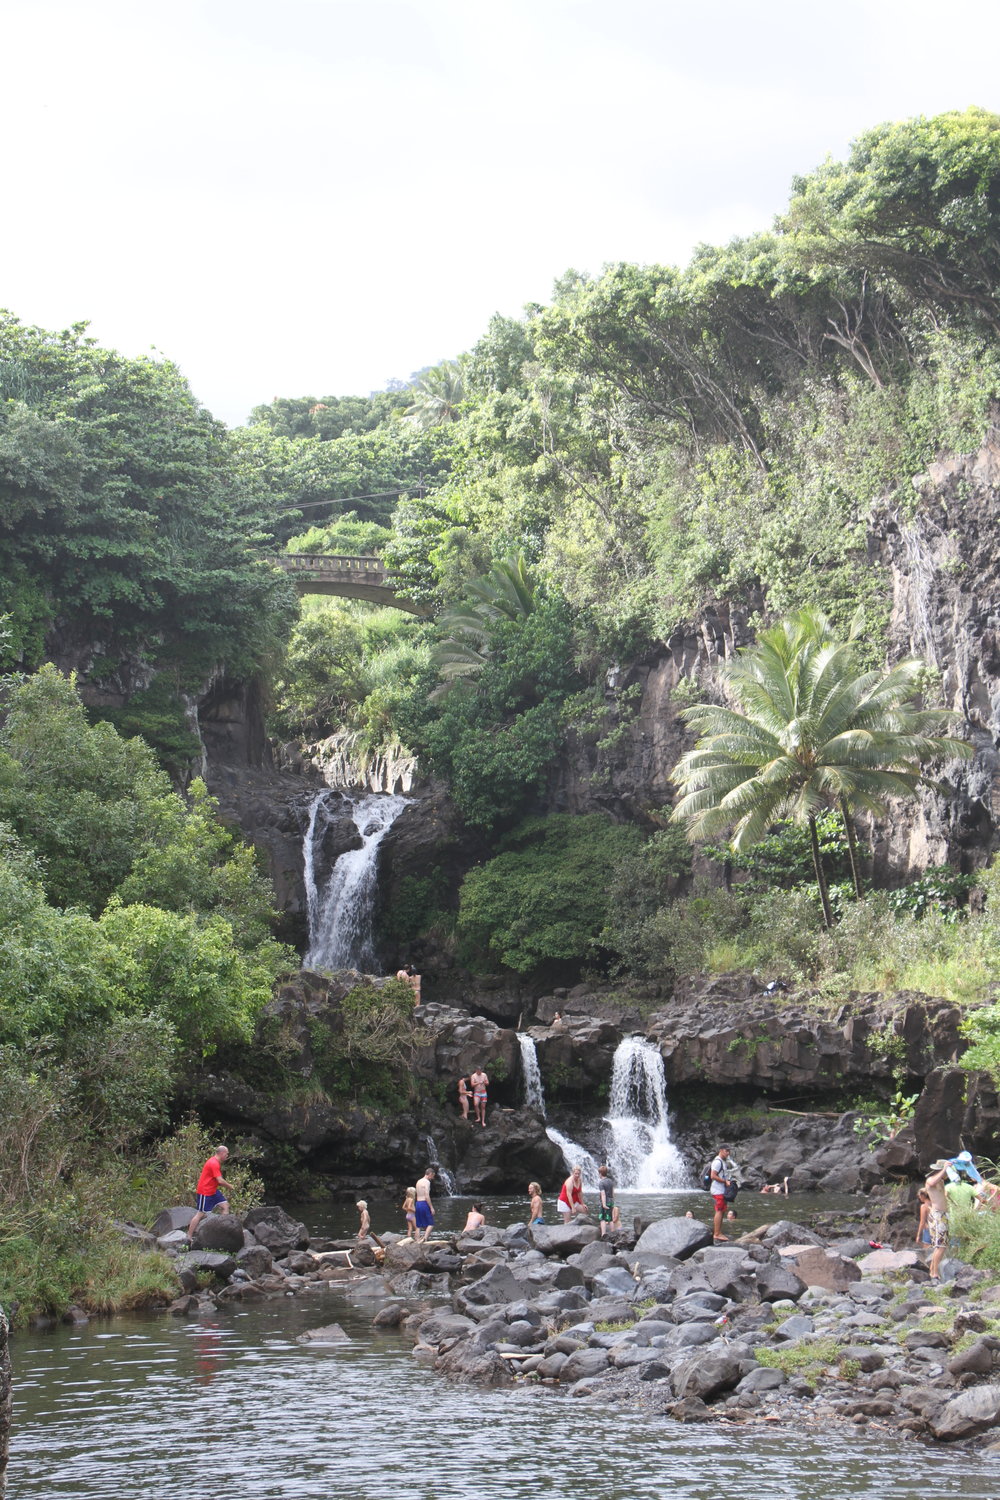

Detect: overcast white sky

[4,0,1000,425]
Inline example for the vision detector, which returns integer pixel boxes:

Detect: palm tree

[403,359,467,429]
[431,555,536,697]
[670,607,972,928]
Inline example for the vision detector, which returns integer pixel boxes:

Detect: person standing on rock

[708,1146,734,1243]
[470,1066,489,1128]
[414,1167,436,1242]
[924,1160,951,1279]
[396,964,421,1005]
[597,1165,615,1238]
[187,1146,234,1244]
[557,1165,587,1220]
[356,1201,371,1240]
[457,1076,471,1122]
[402,1187,417,1239]
[528,1181,544,1224]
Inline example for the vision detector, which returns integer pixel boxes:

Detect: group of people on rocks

[917,1151,996,1279]
[456,1068,490,1127]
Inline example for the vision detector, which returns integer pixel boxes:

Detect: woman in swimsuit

[557,1165,587,1220]
[457,1077,470,1122]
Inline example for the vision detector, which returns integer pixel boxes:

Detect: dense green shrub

[457,814,643,973]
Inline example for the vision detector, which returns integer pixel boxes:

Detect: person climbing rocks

[470,1066,489,1127]
[597,1164,615,1238]
[924,1160,951,1279]
[396,964,421,1005]
[414,1166,436,1243]
[708,1146,734,1242]
[187,1146,234,1244]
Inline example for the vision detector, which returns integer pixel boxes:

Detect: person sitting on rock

[187,1146,234,1245]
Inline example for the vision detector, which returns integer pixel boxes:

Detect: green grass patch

[0,1227,176,1327]
[755,1336,843,1389]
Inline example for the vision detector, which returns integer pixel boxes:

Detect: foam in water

[605,1036,688,1192]
[304,791,409,970]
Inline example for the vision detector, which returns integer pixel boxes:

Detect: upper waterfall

[304,790,409,971]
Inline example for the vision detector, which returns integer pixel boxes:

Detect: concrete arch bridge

[274,553,426,615]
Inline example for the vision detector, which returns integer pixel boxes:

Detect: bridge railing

[277,553,387,577]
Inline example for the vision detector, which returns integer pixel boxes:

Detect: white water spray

[517,1034,601,1188]
[604,1036,687,1191]
[304,791,409,971]
[424,1136,456,1195]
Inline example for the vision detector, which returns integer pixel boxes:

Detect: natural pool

[8,1191,997,1500]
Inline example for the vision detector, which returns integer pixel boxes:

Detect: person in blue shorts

[414,1166,436,1242]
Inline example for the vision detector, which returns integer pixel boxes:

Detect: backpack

[701,1164,713,1191]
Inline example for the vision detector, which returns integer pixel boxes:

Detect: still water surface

[9,1192,997,1500]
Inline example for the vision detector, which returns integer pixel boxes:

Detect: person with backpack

[705,1146,734,1243]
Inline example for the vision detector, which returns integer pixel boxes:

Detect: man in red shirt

[187,1146,234,1244]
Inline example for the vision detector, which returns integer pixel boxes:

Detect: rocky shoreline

[80,1198,1000,1453]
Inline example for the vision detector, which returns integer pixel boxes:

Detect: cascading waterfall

[304,790,410,971]
[423,1135,456,1194]
[605,1036,687,1191]
[517,1034,601,1189]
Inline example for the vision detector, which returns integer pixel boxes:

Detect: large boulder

[778,1246,861,1292]
[455,1263,521,1317]
[175,1250,238,1288]
[191,1213,245,1253]
[930,1384,1000,1441]
[151,1206,195,1236]
[242,1206,308,1256]
[559,1347,610,1384]
[754,1257,807,1303]
[671,1343,750,1401]
[529,1222,599,1256]
[634,1217,712,1262]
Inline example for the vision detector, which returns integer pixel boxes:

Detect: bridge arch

[274,554,427,615]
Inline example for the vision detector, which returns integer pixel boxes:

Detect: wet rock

[633,1217,712,1262]
[672,1344,749,1401]
[175,1250,238,1284]
[191,1213,245,1253]
[415,1313,477,1347]
[455,1263,521,1318]
[930,1384,1000,1441]
[242,1206,309,1256]
[297,1322,350,1344]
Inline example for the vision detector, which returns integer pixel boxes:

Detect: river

[8,1192,998,1499]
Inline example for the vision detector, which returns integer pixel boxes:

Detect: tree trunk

[839,794,864,900]
[808,813,835,929]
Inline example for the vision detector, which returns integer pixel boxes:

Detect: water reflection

[9,1283,997,1499]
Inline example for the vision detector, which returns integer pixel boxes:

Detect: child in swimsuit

[402,1188,417,1239]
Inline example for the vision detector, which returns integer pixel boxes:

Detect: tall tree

[670,608,972,927]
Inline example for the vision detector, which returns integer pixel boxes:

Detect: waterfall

[304,790,410,971]
[517,1033,546,1115]
[545,1126,601,1191]
[423,1136,456,1195]
[517,1034,600,1188]
[605,1036,687,1192]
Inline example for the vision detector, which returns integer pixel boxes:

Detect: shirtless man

[470,1066,489,1128]
[414,1166,436,1243]
[924,1159,951,1279]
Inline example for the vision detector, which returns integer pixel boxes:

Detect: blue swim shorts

[415,1200,434,1229]
[195,1191,227,1213]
